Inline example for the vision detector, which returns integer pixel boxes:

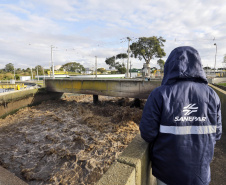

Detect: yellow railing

[0,83,27,90]
[47,71,68,75]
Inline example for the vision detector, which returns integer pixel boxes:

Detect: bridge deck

[45,79,162,99]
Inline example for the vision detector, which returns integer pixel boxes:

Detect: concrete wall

[0,166,28,185]
[0,88,63,118]
[209,84,226,132]
[208,77,226,84]
[45,79,162,99]
[96,134,156,185]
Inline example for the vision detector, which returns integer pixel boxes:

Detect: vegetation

[0,73,14,80]
[203,67,211,70]
[203,67,226,71]
[0,61,86,81]
[129,68,142,72]
[35,65,44,75]
[0,64,49,80]
[97,68,107,73]
[60,62,85,73]
[129,36,166,76]
[105,53,127,74]
[4,63,14,72]
[218,83,226,87]
[157,59,165,72]
[130,37,166,64]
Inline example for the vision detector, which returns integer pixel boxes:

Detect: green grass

[217,83,226,86]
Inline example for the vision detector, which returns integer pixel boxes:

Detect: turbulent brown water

[0,95,144,185]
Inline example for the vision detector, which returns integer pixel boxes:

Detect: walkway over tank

[45,79,162,99]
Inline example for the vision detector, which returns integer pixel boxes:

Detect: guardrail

[0,83,26,90]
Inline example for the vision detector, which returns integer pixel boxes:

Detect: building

[20,76,31,81]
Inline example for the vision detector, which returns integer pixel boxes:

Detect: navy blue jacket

[140,46,222,185]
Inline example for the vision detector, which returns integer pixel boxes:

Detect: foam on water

[0,95,143,184]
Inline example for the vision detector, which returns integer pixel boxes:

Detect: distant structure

[85,68,93,74]
[20,76,31,81]
[54,65,62,71]
[107,66,117,74]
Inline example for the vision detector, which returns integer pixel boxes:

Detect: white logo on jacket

[174,103,207,122]
[183,104,198,115]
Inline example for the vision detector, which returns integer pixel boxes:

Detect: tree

[203,66,211,70]
[218,68,226,70]
[223,54,226,63]
[61,62,85,73]
[24,68,31,73]
[105,56,116,67]
[97,68,106,73]
[105,53,127,74]
[157,59,165,72]
[4,63,14,72]
[130,36,166,76]
[16,68,22,74]
[116,53,128,59]
[105,53,128,67]
[116,63,126,74]
[130,37,166,64]
[223,54,226,68]
[130,68,141,72]
[35,65,44,75]
[0,69,5,74]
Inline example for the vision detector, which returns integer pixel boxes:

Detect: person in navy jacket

[140,46,222,185]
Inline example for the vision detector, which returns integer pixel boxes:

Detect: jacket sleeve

[216,94,222,141]
[139,89,162,143]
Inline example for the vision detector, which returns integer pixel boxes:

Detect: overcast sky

[0,0,226,70]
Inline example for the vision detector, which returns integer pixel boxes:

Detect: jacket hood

[162,46,207,85]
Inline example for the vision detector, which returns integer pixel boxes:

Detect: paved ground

[210,132,226,185]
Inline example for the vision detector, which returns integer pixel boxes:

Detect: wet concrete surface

[0,95,142,185]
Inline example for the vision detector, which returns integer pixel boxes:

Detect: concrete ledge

[209,84,226,132]
[97,162,136,185]
[117,134,150,185]
[0,166,28,185]
[0,88,63,118]
[96,134,156,185]
[208,77,226,84]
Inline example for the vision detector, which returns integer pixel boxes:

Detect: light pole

[43,68,45,86]
[31,67,33,80]
[37,66,39,81]
[51,45,55,79]
[13,63,15,81]
[214,43,217,74]
[126,37,131,78]
[95,56,97,78]
[130,60,132,78]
